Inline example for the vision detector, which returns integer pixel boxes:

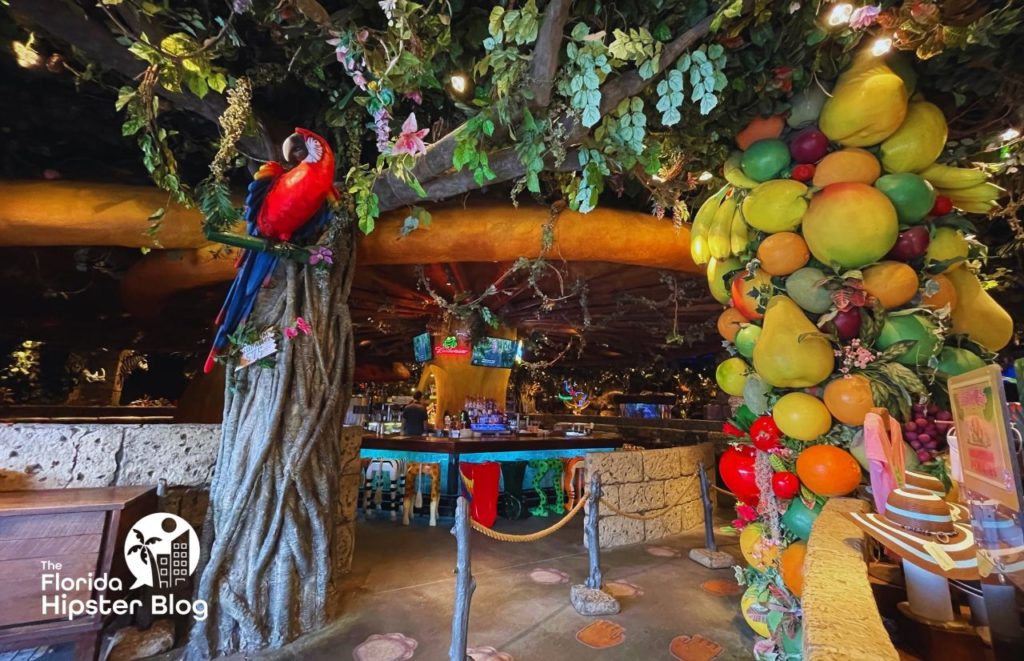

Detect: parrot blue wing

[204,173,282,373]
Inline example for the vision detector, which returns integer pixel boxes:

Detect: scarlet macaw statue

[204,128,337,373]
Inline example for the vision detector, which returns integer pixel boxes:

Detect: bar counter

[360,430,627,453]
[359,431,626,512]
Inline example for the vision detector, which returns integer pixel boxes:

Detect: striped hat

[904,469,945,494]
[846,486,978,580]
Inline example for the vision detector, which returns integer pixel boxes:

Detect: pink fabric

[863,411,906,514]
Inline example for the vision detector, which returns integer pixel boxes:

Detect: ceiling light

[1000,128,1021,142]
[871,37,893,56]
[827,4,853,26]
[698,171,714,182]
[450,74,467,94]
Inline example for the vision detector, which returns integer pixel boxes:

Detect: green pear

[752,296,835,388]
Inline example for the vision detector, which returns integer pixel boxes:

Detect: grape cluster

[904,402,953,463]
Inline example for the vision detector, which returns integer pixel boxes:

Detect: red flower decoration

[722,421,746,437]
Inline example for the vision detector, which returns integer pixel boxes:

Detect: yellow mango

[819,59,908,147]
[880,101,948,173]
[741,179,809,234]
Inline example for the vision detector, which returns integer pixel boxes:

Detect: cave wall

[0,423,362,570]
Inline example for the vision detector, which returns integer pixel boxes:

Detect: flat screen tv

[471,337,519,368]
[412,332,433,362]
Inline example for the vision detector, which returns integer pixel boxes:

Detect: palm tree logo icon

[123,513,199,589]
[126,527,162,587]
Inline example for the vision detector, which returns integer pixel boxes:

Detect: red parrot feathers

[203,128,337,373]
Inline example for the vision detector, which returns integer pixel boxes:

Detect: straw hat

[846,486,978,580]
[904,469,945,494]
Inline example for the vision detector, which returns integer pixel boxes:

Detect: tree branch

[528,0,573,109]
[374,14,715,210]
[373,0,575,206]
[8,0,275,161]
[378,148,580,211]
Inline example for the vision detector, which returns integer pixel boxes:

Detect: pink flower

[284,327,298,339]
[352,71,367,89]
[405,90,423,105]
[850,6,881,29]
[392,113,430,157]
[295,317,312,336]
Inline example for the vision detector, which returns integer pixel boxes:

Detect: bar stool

[362,458,404,520]
[403,462,441,526]
[527,458,565,517]
[561,456,586,508]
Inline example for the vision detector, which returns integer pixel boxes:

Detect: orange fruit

[823,375,875,426]
[812,148,882,187]
[780,542,807,597]
[718,308,748,343]
[737,115,786,150]
[862,261,919,309]
[796,445,862,497]
[921,274,958,312]
[757,232,810,276]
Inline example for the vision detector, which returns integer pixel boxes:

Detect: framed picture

[948,364,1022,512]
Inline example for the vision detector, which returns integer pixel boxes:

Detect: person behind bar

[401,390,430,436]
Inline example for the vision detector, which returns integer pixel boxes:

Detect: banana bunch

[936,181,1005,214]
[690,185,750,264]
[921,163,1003,214]
[919,163,987,189]
[723,152,760,189]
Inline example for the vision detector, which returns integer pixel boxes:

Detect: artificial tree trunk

[187,224,356,659]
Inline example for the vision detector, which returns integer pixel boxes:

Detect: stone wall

[584,443,714,548]
[0,423,362,571]
[802,498,898,661]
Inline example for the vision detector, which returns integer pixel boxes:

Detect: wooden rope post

[449,496,475,661]
[698,460,717,552]
[688,460,735,569]
[585,471,602,590]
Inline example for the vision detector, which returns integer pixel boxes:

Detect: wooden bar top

[361,432,625,454]
[0,486,155,516]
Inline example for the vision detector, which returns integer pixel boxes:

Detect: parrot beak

[283,133,308,165]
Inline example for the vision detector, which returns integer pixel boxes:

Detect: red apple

[832,307,862,341]
[789,128,829,163]
[772,471,800,500]
[886,226,930,261]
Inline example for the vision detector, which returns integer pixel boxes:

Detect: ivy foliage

[559,23,613,128]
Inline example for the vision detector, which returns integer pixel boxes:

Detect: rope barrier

[470,480,736,541]
[711,485,736,498]
[469,494,588,542]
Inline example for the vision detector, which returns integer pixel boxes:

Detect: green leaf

[115,86,137,112]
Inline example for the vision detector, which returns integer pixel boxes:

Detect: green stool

[527,458,565,517]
